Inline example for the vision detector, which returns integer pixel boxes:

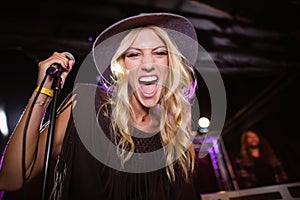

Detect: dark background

[1,0,300,194]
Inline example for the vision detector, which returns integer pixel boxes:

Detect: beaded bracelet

[35,86,53,98]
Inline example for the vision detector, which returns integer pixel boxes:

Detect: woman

[0,13,200,199]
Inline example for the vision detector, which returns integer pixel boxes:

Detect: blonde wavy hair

[105,26,196,182]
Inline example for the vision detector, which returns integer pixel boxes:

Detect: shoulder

[70,83,110,107]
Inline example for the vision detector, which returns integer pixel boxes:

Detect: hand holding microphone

[37,52,76,89]
[46,52,75,75]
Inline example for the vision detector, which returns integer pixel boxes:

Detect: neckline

[131,126,159,139]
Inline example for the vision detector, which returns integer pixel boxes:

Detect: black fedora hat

[92,12,198,86]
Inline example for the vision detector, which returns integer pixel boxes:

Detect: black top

[60,120,198,200]
[252,157,275,187]
[233,153,289,189]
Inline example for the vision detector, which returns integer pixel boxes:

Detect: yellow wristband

[35,86,53,98]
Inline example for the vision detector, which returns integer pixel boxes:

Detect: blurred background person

[233,128,289,189]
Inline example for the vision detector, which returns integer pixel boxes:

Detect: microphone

[46,52,75,76]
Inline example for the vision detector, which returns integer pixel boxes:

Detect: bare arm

[0,52,75,191]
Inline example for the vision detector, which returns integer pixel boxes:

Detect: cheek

[156,57,168,67]
[124,59,140,70]
[127,70,138,89]
[161,66,169,82]
[159,59,169,77]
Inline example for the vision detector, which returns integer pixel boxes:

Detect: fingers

[37,52,75,88]
[38,52,63,72]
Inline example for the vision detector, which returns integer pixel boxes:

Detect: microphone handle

[46,64,60,76]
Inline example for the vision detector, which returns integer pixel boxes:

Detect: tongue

[140,84,156,94]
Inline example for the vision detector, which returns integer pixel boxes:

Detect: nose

[141,64,155,73]
[141,52,154,65]
[141,53,155,72]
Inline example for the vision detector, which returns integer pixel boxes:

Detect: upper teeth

[139,76,158,82]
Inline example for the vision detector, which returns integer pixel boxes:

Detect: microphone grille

[62,52,75,61]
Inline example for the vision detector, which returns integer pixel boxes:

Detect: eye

[154,50,168,56]
[125,50,141,58]
[126,53,139,58]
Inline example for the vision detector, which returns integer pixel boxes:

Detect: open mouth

[139,75,158,84]
[138,75,159,97]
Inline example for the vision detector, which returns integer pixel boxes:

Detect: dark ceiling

[1,0,300,57]
[1,0,300,182]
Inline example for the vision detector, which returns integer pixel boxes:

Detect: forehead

[130,28,165,49]
[246,131,258,137]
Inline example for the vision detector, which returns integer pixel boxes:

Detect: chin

[140,97,160,108]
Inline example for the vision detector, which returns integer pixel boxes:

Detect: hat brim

[92,12,198,85]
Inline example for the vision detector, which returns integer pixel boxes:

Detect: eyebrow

[126,46,167,51]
